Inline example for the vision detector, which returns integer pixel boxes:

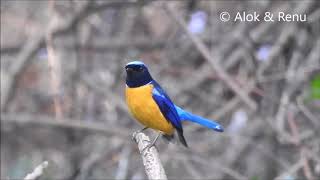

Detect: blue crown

[126,61,145,66]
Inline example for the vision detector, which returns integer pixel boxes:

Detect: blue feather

[174,105,224,132]
[152,81,182,130]
[151,80,188,147]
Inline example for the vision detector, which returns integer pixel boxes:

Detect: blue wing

[151,81,182,130]
[175,105,224,132]
[152,80,188,147]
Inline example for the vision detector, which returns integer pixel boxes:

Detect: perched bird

[125,61,223,148]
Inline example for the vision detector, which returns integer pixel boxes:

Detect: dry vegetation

[1,0,320,179]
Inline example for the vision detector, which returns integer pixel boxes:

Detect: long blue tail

[174,105,224,132]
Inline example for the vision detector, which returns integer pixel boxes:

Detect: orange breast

[125,84,174,135]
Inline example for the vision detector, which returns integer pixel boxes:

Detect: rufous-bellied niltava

[125,61,223,149]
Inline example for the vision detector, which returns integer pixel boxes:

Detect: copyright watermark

[220,12,230,22]
[219,11,307,22]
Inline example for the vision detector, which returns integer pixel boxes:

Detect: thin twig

[1,34,44,111]
[46,2,63,118]
[287,111,314,180]
[297,95,320,127]
[274,158,305,180]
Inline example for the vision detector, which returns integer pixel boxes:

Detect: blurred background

[1,0,320,179]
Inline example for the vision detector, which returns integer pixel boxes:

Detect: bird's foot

[140,132,161,153]
[132,127,149,141]
[131,132,138,141]
[141,143,154,153]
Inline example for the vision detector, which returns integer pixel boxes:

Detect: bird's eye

[138,67,144,72]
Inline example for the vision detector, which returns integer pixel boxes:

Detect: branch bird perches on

[132,132,168,180]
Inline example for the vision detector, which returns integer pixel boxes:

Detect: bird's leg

[138,127,149,133]
[132,127,149,140]
[142,132,161,153]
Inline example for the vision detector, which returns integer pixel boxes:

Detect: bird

[125,60,223,149]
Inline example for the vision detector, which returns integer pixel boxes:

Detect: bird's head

[125,61,153,88]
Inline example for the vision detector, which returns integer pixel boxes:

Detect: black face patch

[125,64,153,88]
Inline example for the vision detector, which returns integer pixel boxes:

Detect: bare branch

[163,4,257,110]
[1,0,148,112]
[1,113,129,138]
[1,34,44,111]
[132,132,167,180]
[24,161,49,180]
